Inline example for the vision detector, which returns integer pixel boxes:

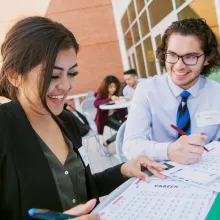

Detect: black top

[0,101,126,220]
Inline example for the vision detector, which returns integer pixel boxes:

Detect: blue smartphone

[28,208,77,219]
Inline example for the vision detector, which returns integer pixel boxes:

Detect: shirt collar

[167,74,202,98]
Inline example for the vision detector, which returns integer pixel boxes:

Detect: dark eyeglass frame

[165,53,205,66]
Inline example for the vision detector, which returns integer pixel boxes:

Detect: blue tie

[176,91,191,137]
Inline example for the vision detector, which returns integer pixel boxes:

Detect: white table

[100,101,131,110]
[66,93,88,112]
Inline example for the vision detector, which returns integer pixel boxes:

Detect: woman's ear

[7,70,22,88]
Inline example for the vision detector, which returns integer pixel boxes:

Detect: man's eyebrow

[167,51,201,55]
[53,63,78,70]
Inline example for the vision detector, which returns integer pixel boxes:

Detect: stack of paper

[161,141,220,192]
[98,142,220,220]
[99,177,215,220]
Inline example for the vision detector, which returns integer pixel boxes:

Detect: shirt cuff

[151,142,171,161]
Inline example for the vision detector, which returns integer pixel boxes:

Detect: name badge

[78,146,89,166]
[195,110,220,127]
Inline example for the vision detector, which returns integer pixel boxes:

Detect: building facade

[111,0,220,78]
[0,0,124,95]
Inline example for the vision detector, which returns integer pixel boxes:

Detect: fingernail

[145,177,150,183]
[161,165,168,168]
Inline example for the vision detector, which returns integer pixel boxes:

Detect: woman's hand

[64,199,99,220]
[121,155,167,182]
[111,95,119,102]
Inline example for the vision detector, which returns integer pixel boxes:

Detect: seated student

[123,18,220,165]
[0,16,167,220]
[122,69,146,98]
[94,75,126,155]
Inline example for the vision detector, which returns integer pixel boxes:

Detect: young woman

[0,16,167,220]
[94,75,126,155]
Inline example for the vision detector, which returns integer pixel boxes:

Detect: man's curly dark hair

[156,18,220,76]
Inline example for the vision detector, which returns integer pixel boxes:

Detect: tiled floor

[85,127,120,174]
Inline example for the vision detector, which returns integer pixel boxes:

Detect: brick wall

[46,0,124,95]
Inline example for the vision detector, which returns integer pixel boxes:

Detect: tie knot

[181,91,190,102]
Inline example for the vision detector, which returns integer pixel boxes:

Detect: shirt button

[65,171,68,175]
[72,199,76,203]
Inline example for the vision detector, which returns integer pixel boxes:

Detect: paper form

[99,177,214,220]
[161,141,220,192]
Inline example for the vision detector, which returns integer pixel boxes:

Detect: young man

[123,18,220,165]
[122,69,144,97]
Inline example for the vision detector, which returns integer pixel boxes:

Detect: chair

[82,112,102,152]
[80,97,97,120]
[81,97,114,160]
[86,91,95,99]
[115,121,128,163]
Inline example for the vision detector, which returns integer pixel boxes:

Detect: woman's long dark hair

[98,75,121,97]
[0,16,79,115]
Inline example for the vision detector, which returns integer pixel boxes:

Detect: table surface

[66,93,88,100]
[100,101,131,110]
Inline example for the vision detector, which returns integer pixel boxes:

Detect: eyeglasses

[165,53,204,66]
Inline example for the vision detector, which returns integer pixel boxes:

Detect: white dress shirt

[123,74,220,161]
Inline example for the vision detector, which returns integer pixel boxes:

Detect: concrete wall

[111,0,131,71]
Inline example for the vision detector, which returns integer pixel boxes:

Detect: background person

[122,69,146,98]
[94,75,126,155]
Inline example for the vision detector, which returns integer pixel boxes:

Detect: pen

[28,208,77,219]
[170,124,209,152]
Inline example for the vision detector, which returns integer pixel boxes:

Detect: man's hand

[121,155,167,182]
[64,199,99,220]
[168,134,208,164]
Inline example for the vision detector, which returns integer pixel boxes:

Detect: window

[143,37,157,76]
[124,30,133,50]
[136,44,147,77]
[148,0,173,28]
[121,11,129,33]
[128,0,136,23]
[139,11,150,37]
[136,0,145,13]
[175,0,187,8]
[155,34,164,73]
[132,53,137,70]
[132,22,140,44]
[178,0,220,42]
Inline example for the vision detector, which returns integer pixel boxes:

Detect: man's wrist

[167,142,173,160]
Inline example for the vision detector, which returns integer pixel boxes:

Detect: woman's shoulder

[95,92,106,99]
